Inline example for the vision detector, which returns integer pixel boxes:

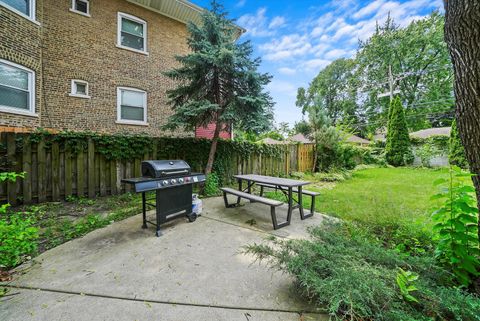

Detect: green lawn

[267,167,473,250]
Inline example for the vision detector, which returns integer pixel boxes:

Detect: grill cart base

[121,160,205,237]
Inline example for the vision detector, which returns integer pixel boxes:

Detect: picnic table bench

[221,174,315,230]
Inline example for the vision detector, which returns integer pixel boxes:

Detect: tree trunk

[444,0,480,241]
[204,118,223,175]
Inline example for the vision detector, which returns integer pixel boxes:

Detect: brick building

[0,0,237,138]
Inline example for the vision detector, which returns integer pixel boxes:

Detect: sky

[194,0,444,128]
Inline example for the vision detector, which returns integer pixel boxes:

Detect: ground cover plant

[245,222,480,321]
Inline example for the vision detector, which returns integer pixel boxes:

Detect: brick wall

[0,1,43,129]
[1,0,194,137]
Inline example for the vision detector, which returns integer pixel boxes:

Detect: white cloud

[278,67,297,75]
[302,59,331,72]
[352,0,385,20]
[324,48,348,59]
[267,80,297,96]
[235,0,246,8]
[237,8,286,37]
[260,34,312,61]
[269,16,286,29]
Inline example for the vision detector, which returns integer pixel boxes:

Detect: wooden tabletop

[233,174,310,188]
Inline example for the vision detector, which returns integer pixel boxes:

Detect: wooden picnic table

[232,174,312,229]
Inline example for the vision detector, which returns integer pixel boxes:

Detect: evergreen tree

[163,1,273,174]
[449,119,468,169]
[385,97,414,166]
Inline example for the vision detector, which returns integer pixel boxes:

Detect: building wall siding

[1,0,194,137]
[0,2,43,128]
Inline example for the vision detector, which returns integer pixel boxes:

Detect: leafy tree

[277,122,291,138]
[449,120,468,169]
[357,12,454,131]
[163,1,273,174]
[444,0,480,243]
[297,58,358,127]
[292,120,312,137]
[385,97,414,166]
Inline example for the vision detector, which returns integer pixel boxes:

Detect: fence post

[87,138,95,198]
[6,133,17,205]
[77,149,85,197]
[64,146,72,198]
[37,139,47,202]
[51,142,60,201]
[22,136,32,204]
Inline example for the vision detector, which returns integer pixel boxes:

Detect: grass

[266,167,473,252]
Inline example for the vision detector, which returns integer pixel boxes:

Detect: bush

[0,212,39,269]
[385,97,414,166]
[449,120,468,169]
[203,172,220,196]
[245,223,480,321]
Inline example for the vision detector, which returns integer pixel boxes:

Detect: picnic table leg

[236,179,242,205]
[298,186,305,219]
[286,187,293,224]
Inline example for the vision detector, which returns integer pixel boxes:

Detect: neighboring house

[289,133,313,144]
[257,137,287,145]
[410,127,452,167]
[346,134,371,146]
[195,123,232,140]
[0,0,241,136]
[410,127,451,139]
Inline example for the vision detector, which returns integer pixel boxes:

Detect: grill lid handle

[161,169,189,176]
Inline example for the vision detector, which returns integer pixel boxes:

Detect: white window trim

[116,12,148,55]
[0,59,37,117]
[116,87,148,126]
[69,79,90,99]
[69,0,90,17]
[0,0,39,25]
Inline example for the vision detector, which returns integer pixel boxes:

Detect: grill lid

[141,160,191,178]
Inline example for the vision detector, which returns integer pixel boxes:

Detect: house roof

[346,134,371,144]
[410,127,451,139]
[258,138,287,145]
[127,0,245,37]
[288,133,313,144]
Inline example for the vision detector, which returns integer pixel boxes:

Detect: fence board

[51,142,60,201]
[99,155,107,196]
[64,148,72,198]
[87,139,95,198]
[37,140,46,202]
[77,150,85,197]
[6,133,17,205]
[22,137,32,203]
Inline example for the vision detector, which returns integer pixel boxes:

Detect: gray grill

[122,160,206,236]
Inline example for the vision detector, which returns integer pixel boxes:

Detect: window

[0,0,36,22]
[70,0,90,16]
[117,87,147,125]
[70,79,90,98]
[0,59,35,116]
[117,12,147,54]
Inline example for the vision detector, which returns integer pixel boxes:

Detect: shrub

[203,172,220,196]
[385,97,414,166]
[449,120,468,169]
[244,223,480,321]
[431,166,479,286]
[0,172,38,269]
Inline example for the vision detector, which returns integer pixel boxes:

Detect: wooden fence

[1,133,312,205]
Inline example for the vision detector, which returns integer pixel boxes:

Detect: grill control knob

[178,178,184,183]
[170,179,176,184]
[162,180,169,186]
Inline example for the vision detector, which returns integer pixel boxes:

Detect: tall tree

[164,1,273,174]
[385,96,414,166]
[449,120,468,169]
[444,0,480,239]
[357,12,454,131]
[299,58,358,126]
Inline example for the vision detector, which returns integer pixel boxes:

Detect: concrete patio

[1,197,330,321]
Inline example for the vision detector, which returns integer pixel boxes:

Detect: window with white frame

[70,0,89,16]
[117,12,147,54]
[1,0,36,21]
[117,87,147,124]
[0,59,35,115]
[70,79,89,98]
